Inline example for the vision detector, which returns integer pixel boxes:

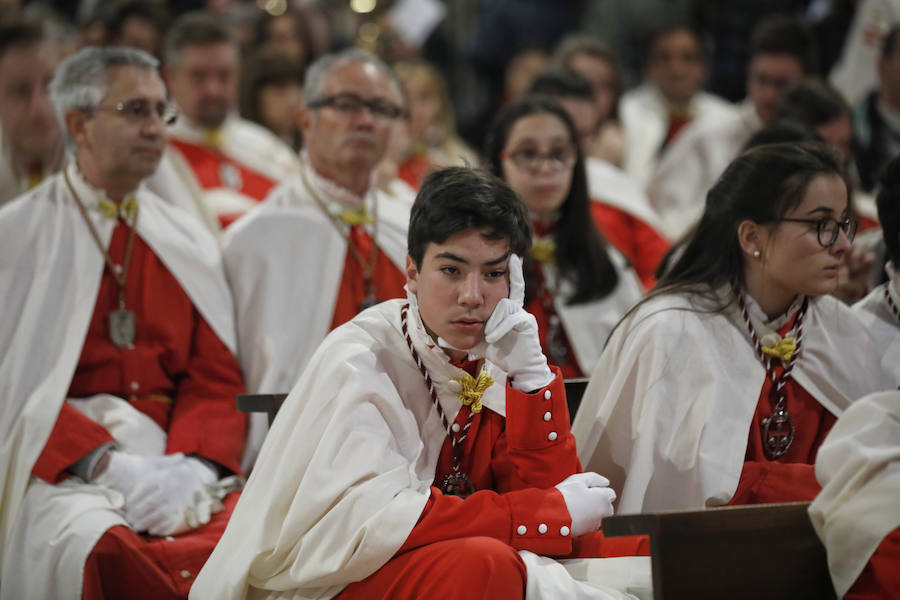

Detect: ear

[737,219,763,258]
[298,106,314,138]
[64,109,89,149]
[405,255,419,293]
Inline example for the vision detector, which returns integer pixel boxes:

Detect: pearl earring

[753,250,761,258]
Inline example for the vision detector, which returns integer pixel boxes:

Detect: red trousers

[335,531,649,600]
[81,492,239,600]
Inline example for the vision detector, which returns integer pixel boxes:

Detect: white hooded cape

[852,262,900,389]
[147,114,301,235]
[221,162,414,471]
[0,162,237,597]
[572,291,887,514]
[809,390,900,597]
[191,299,650,600]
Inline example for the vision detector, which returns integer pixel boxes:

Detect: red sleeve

[31,403,115,483]
[590,202,669,289]
[165,310,247,475]
[845,528,900,599]
[726,461,822,505]
[398,486,574,557]
[492,369,581,492]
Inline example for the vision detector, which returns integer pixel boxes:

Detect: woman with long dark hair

[485,96,644,378]
[573,141,888,513]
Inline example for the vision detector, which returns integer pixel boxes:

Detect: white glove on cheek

[124,455,218,537]
[483,254,553,391]
[554,472,616,537]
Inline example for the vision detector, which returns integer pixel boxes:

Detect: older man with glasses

[0,46,247,599]
[147,11,300,235]
[222,48,416,470]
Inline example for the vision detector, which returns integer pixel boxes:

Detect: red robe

[337,365,648,599]
[589,201,669,289]
[329,224,408,330]
[31,219,247,599]
[169,139,280,229]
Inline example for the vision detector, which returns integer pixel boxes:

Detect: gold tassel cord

[452,370,495,414]
[529,238,556,264]
[761,336,796,363]
[98,197,139,221]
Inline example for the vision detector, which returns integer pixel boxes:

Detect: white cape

[0,162,237,597]
[809,390,900,597]
[852,263,900,389]
[191,299,649,600]
[585,156,665,235]
[147,114,300,235]
[222,168,414,471]
[572,291,887,514]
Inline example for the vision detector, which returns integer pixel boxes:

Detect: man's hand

[123,455,218,537]
[482,254,553,392]
[555,472,616,537]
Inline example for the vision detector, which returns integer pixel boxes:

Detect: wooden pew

[601,501,837,600]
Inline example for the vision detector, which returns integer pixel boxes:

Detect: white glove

[555,472,616,537]
[93,450,184,496]
[482,254,553,392]
[123,454,218,537]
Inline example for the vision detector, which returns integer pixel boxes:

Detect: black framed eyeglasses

[307,93,406,120]
[774,216,859,248]
[92,98,178,125]
[501,146,577,174]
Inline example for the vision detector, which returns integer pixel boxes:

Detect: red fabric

[589,202,669,289]
[33,220,247,481]
[168,138,278,229]
[728,316,837,506]
[845,528,900,600]
[81,492,240,600]
[340,369,648,598]
[397,153,430,190]
[662,113,692,149]
[329,224,408,330]
[524,273,584,379]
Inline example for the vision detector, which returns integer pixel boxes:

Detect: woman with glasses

[485,96,644,379]
[572,141,889,513]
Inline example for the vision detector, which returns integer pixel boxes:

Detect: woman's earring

[753,250,761,258]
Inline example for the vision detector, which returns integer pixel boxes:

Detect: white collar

[65,159,139,215]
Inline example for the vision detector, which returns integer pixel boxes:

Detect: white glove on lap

[122,454,218,537]
[555,472,616,537]
[93,451,184,497]
[482,254,553,392]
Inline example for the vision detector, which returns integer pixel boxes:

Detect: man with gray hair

[0,45,246,599]
[147,11,299,235]
[222,48,415,469]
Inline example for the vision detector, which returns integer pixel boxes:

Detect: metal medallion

[359,291,379,313]
[546,314,569,365]
[441,471,475,498]
[761,409,794,460]
[108,309,136,348]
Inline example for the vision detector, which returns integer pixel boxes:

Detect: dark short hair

[105,1,169,41]
[750,14,817,73]
[883,26,900,60]
[163,11,236,68]
[408,167,532,268]
[643,24,705,67]
[0,21,44,62]
[773,77,850,129]
[877,155,900,265]
[743,119,821,151]
[527,68,594,103]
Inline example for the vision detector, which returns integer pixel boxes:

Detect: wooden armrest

[236,393,287,426]
[602,502,836,600]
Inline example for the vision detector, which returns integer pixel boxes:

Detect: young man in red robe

[193,166,649,599]
[0,46,246,600]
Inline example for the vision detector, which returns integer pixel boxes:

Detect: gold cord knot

[761,335,796,362]
[529,238,556,264]
[452,370,495,414]
[203,128,223,150]
[338,208,375,226]
[98,196,139,222]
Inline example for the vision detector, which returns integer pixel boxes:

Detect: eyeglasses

[501,146,577,174]
[92,98,178,125]
[773,216,859,248]
[307,93,406,120]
